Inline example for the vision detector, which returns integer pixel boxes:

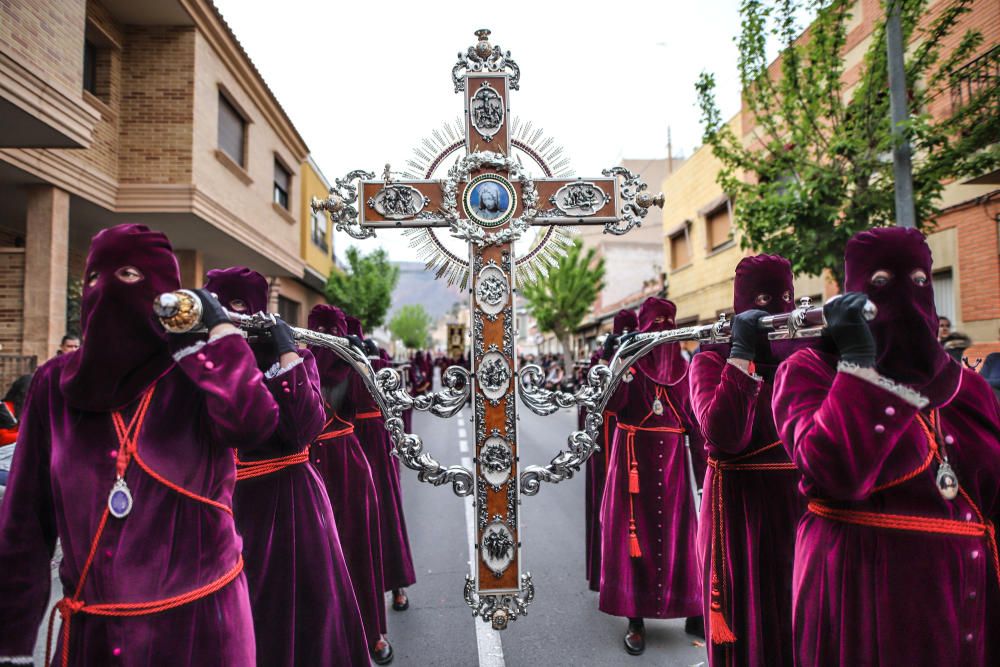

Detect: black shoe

[624,619,645,656]
[372,639,394,665]
[685,615,705,639]
[392,589,409,611]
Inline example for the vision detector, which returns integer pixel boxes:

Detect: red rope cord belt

[355,411,382,420]
[706,440,797,645]
[807,413,1000,595]
[313,413,355,444]
[235,448,310,480]
[46,385,243,667]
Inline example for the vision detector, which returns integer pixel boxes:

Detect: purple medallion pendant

[108,477,133,519]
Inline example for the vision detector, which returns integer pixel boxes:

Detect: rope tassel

[628,518,642,558]
[709,574,737,644]
[628,462,640,494]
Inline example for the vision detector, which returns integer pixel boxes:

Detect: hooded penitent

[308,305,350,382]
[844,227,958,406]
[736,254,800,374]
[346,316,363,338]
[204,266,269,316]
[204,267,272,367]
[635,297,685,385]
[60,224,180,412]
[613,309,638,335]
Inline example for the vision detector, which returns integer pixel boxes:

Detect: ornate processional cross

[313,29,663,629]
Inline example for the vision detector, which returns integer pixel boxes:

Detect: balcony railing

[950,45,999,114]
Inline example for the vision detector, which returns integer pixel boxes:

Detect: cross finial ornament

[313,29,663,629]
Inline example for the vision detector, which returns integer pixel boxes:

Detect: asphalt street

[388,404,708,667]
[30,401,709,666]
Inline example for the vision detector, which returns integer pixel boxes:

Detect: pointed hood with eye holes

[308,304,350,384]
[204,266,269,316]
[204,267,271,367]
[635,297,686,385]
[60,224,180,411]
[613,309,638,335]
[733,254,807,371]
[844,226,959,407]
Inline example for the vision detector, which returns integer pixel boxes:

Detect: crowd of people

[575,227,1000,665]
[0,223,997,666]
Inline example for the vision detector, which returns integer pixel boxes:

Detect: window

[705,206,732,250]
[311,209,328,251]
[273,160,291,209]
[218,92,246,167]
[277,296,301,326]
[669,226,692,269]
[932,269,955,324]
[83,40,97,95]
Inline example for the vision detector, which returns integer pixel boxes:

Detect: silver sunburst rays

[402,116,577,289]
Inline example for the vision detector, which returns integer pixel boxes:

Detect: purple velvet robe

[599,368,704,619]
[310,393,387,646]
[233,350,369,667]
[0,332,277,666]
[773,349,1000,667]
[690,352,802,666]
[350,366,416,591]
[585,407,617,592]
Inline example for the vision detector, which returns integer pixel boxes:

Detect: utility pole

[886,0,917,228]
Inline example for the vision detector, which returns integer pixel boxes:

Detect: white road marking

[459,438,469,453]
[461,419,505,666]
[458,427,468,439]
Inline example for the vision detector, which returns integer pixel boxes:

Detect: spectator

[981,352,1000,404]
[543,362,564,390]
[57,334,80,355]
[937,316,951,342]
[941,331,972,363]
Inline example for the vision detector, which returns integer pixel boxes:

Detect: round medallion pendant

[936,462,959,501]
[108,478,133,519]
[652,398,664,416]
[463,173,517,228]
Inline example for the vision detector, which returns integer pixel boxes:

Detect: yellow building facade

[299,156,336,280]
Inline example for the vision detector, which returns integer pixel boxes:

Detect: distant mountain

[387,261,465,321]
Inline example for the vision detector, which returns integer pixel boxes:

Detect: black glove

[270,318,297,356]
[346,335,365,352]
[824,292,876,367]
[601,333,619,361]
[193,288,229,330]
[729,309,769,361]
[363,339,379,357]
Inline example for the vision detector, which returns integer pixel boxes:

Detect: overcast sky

[213,0,750,261]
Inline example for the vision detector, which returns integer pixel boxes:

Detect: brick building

[662,0,999,359]
[0,0,331,384]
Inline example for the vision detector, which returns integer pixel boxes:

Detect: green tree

[696,0,998,286]
[325,246,399,332]
[389,304,433,349]
[521,239,606,373]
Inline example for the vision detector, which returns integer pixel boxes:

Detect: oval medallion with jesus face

[464,173,516,228]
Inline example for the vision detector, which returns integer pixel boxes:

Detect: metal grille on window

[274,161,290,209]
[218,94,245,166]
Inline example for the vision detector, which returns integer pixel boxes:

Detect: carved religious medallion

[477,351,511,401]
[367,184,430,220]
[481,521,515,577]
[470,81,505,142]
[475,265,509,316]
[464,173,516,228]
[550,181,610,217]
[481,434,513,487]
